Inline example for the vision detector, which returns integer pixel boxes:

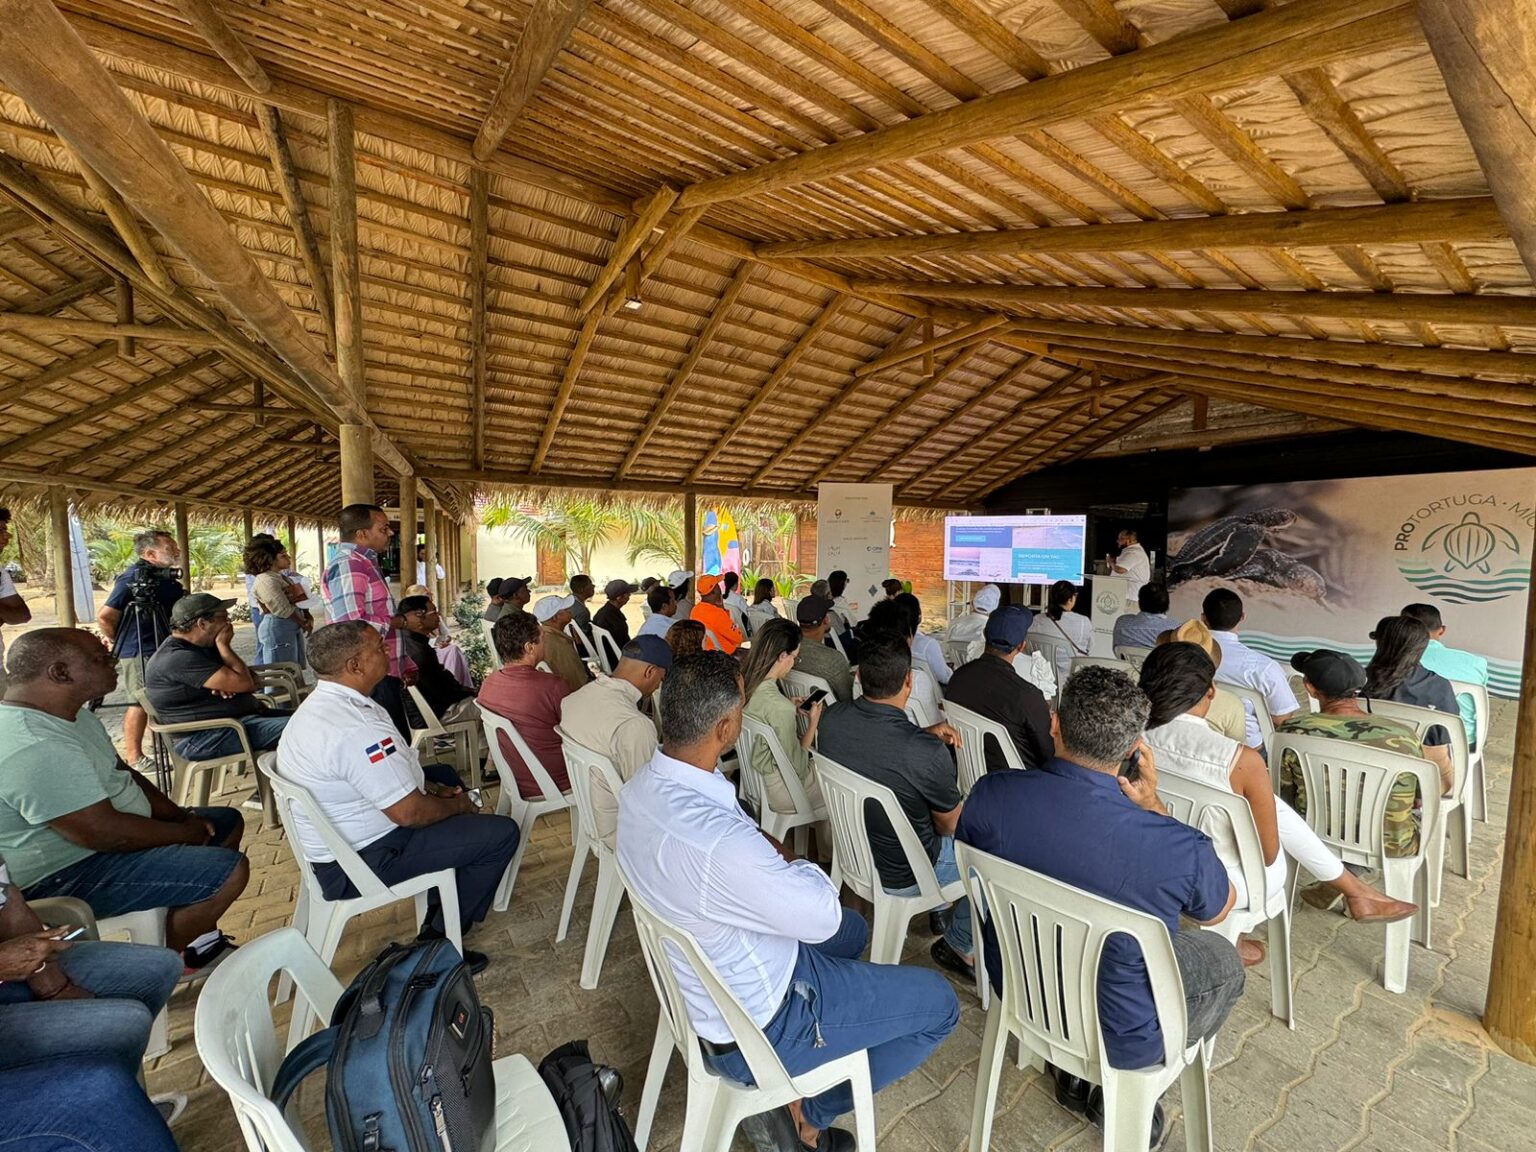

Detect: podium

[1088,574,1132,657]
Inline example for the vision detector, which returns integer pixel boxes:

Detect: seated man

[636,582,677,640]
[593,579,638,654]
[808,578,858,662]
[945,605,1054,770]
[1113,583,1180,651]
[560,636,669,850]
[478,611,572,799]
[668,570,695,619]
[397,595,478,723]
[1401,603,1488,749]
[943,583,998,663]
[0,629,248,971]
[143,593,290,765]
[816,631,974,981]
[618,652,958,1152]
[721,571,752,636]
[957,667,1242,1144]
[568,573,596,641]
[865,600,945,725]
[689,575,744,655]
[2,1057,179,1152]
[480,577,505,622]
[533,594,590,692]
[793,594,855,702]
[1201,588,1299,747]
[277,623,521,973]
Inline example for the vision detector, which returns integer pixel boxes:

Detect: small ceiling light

[622,296,644,311]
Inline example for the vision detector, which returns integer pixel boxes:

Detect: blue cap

[625,634,674,671]
[984,604,1034,650]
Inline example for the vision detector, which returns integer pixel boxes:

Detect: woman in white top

[244,539,309,665]
[1139,642,1417,931]
[745,577,780,635]
[1029,580,1093,685]
[739,618,825,819]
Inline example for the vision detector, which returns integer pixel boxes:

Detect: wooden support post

[437,510,451,609]
[398,472,417,585]
[468,167,489,471]
[285,515,296,552]
[328,99,366,407]
[423,499,439,603]
[113,276,134,359]
[339,424,374,505]
[242,509,254,541]
[683,492,697,577]
[316,522,328,579]
[49,486,74,628]
[174,502,191,591]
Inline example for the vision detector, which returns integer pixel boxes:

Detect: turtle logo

[1422,512,1520,574]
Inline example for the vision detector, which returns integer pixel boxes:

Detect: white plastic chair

[783,668,836,705]
[1025,633,1073,695]
[195,927,570,1152]
[944,700,1028,795]
[1070,655,1134,677]
[702,627,726,652]
[556,729,627,990]
[566,621,606,674]
[1447,679,1490,823]
[815,752,964,965]
[480,709,577,914]
[265,758,462,1045]
[405,684,484,788]
[481,617,498,654]
[736,713,826,858]
[1360,697,1471,907]
[906,664,944,729]
[1221,681,1278,763]
[134,689,277,826]
[1114,644,1153,668]
[589,622,622,674]
[956,845,1215,1152]
[251,662,309,707]
[1270,732,1438,993]
[826,627,847,658]
[941,638,975,668]
[1155,774,1294,1028]
[627,886,875,1152]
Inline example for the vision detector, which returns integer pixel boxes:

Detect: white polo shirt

[1116,543,1151,601]
[617,750,841,1043]
[1209,630,1300,747]
[275,679,424,862]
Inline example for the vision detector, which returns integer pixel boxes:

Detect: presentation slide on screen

[944,514,1088,584]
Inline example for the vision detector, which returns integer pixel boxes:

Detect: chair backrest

[625,885,799,1100]
[814,752,943,905]
[195,927,345,1152]
[736,713,818,822]
[941,638,973,669]
[566,621,602,667]
[266,756,393,898]
[827,627,847,658]
[1069,655,1134,677]
[1361,697,1469,800]
[1222,681,1276,746]
[478,708,569,803]
[588,623,620,674]
[954,844,1191,1077]
[1153,773,1268,919]
[1447,678,1490,752]
[907,664,944,729]
[404,683,447,745]
[480,618,497,654]
[782,597,800,625]
[1027,633,1072,685]
[944,700,1027,793]
[783,668,835,705]
[1113,644,1152,668]
[557,727,625,860]
[1268,732,1441,868]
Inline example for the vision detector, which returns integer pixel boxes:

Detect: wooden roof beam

[0,0,411,475]
[856,315,1011,378]
[0,343,118,408]
[69,151,175,291]
[578,187,678,315]
[674,0,1419,209]
[757,198,1504,261]
[1030,395,1189,474]
[0,314,225,347]
[254,104,333,351]
[472,0,592,162]
[468,167,489,470]
[0,466,314,519]
[166,0,272,93]
[13,273,112,316]
[531,311,601,472]
[928,393,1100,499]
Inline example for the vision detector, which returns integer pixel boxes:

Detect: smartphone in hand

[1118,749,1141,783]
[798,687,829,712]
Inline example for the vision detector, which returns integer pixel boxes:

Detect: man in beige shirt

[559,636,670,849]
[533,594,590,693]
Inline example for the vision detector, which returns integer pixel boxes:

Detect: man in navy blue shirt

[97,529,186,770]
[957,665,1242,1148]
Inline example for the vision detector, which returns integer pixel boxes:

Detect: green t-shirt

[0,703,151,888]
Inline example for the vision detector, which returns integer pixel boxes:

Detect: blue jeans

[257,612,304,665]
[0,941,182,1074]
[705,908,960,1130]
[0,1058,176,1152]
[886,836,973,956]
[23,807,245,919]
[174,712,291,761]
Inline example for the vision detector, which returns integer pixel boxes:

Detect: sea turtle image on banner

[1169,507,1327,600]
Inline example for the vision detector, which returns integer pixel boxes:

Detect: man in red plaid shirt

[322,503,416,735]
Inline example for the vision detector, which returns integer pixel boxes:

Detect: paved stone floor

[140,685,1534,1152]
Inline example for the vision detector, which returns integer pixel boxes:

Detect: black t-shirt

[816,697,962,890]
[104,564,186,658]
[944,652,1054,771]
[401,630,473,718]
[1365,664,1460,747]
[143,637,262,723]
[593,602,630,651]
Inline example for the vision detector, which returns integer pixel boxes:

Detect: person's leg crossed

[809,907,868,960]
[0,997,157,1074]
[0,1057,177,1151]
[364,814,520,933]
[1171,928,1245,1046]
[54,941,183,1020]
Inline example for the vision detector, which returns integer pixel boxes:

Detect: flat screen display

[943,514,1088,584]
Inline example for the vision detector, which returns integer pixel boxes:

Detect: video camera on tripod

[114,557,182,658]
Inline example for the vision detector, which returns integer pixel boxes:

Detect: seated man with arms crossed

[958,666,1243,1147]
[0,629,248,971]
[560,635,669,851]
[277,622,521,973]
[618,653,958,1152]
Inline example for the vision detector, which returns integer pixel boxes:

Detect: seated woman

[746,577,780,634]
[1362,615,1457,796]
[1139,642,1417,952]
[244,538,309,666]
[667,618,706,661]
[739,619,826,820]
[1028,579,1092,684]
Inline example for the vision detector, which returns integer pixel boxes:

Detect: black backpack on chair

[537,1041,639,1152]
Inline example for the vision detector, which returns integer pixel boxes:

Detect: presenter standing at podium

[1106,528,1151,604]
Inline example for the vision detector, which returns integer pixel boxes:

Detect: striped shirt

[322,543,413,679]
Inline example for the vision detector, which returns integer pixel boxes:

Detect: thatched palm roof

[0,0,1529,522]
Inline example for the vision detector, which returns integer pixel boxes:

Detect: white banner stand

[1089,574,1131,657]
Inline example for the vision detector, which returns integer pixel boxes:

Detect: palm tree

[187,525,242,590]
[481,494,623,577]
[618,499,685,569]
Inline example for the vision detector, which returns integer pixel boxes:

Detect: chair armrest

[144,717,257,761]
[27,897,100,938]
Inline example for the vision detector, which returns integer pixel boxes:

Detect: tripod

[111,574,173,794]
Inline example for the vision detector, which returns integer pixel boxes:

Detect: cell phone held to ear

[1118,749,1141,783]
[798,687,829,712]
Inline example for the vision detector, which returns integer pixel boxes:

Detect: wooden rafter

[166,0,271,93]
[927,387,1102,499]
[69,151,175,291]
[254,104,334,348]
[473,0,593,162]
[0,313,224,346]
[468,166,489,470]
[328,99,365,406]
[0,343,118,408]
[11,273,111,316]
[532,310,601,472]
[856,316,1011,378]
[1029,394,1189,475]
[578,187,679,315]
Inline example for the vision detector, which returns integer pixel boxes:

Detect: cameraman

[97,530,185,770]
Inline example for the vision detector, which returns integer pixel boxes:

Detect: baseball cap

[973,584,1001,613]
[625,634,674,671]
[170,593,236,629]
[984,604,1034,649]
[486,577,503,597]
[697,574,723,596]
[796,594,836,625]
[667,569,691,589]
[1290,649,1366,697]
[604,578,640,599]
[532,594,576,623]
[502,576,532,595]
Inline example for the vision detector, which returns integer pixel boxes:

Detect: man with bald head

[0,629,249,971]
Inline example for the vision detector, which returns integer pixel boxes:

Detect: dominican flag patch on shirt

[365,736,398,763]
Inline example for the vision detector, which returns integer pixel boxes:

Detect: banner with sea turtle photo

[1167,468,1536,697]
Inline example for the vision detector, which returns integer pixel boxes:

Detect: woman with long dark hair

[1028,580,1092,683]
[739,618,824,816]
[1363,614,1457,789]
[1140,643,1415,931]
[244,538,308,665]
